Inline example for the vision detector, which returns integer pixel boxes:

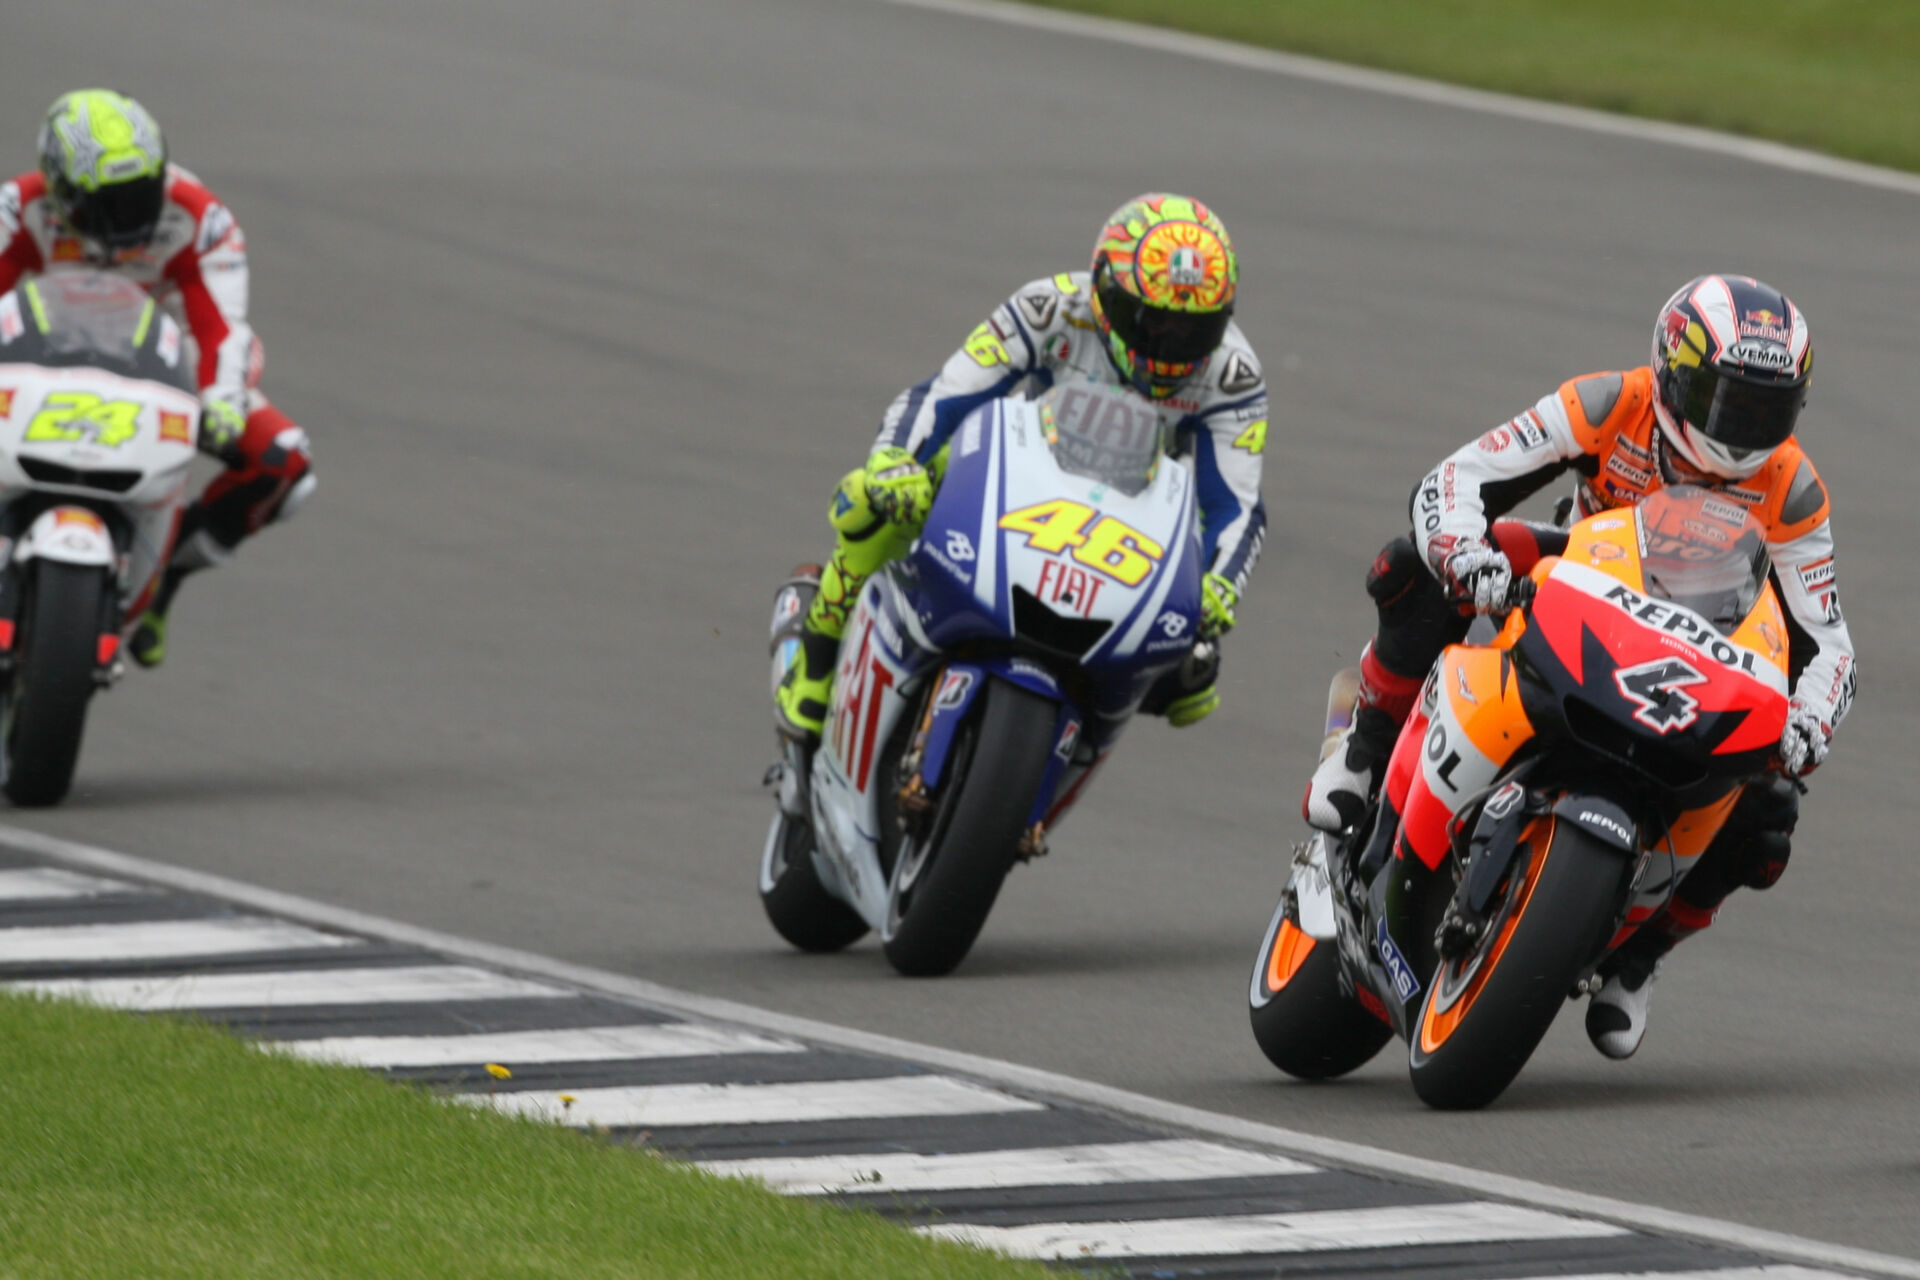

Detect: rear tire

[759,809,869,953]
[1248,898,1391,1080]
[881,680,1056,977]
[1408,819,1626,1110]
[4,562,109,808]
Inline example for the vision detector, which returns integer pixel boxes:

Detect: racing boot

[1586,951,1664,1060]
[1303,703,1400,831]
[1585,915,1687,1059]
[769,454,928,742]
[128,567,191,669]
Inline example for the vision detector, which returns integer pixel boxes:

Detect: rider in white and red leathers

[0,89,315,666]
[773,195,1268,738]
[1304,274,1856,1059]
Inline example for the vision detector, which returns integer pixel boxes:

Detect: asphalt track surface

[5,0,1916,1259]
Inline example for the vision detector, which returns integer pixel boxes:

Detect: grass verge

[1017,0,1920,174]
[0,992,1045,1280]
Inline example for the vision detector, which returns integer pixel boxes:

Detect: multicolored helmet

[37,90,168,252]
[1089,194,1238,399]
[1651,274,1811,481]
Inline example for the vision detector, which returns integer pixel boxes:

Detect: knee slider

[1365,537,1425,607]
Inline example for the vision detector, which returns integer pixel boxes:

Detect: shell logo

[1133,222,1232,311]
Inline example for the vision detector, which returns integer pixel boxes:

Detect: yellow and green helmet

[37,89,168,251]
[1089,193,1238,399]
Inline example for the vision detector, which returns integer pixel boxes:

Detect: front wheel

[881,679,1057,977]
[4,561,111,808]
[1248,896,1392,1080]
[1408,817,1627,1110]
[759,809,870,953]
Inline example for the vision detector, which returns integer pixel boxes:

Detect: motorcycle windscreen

[1633,485,1771,635]
[2,270,193,391]
[1037,383,1167,497]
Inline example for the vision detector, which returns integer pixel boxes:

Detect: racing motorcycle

[0,271,202,805]
[761,383,1205,976]
[1249,487,1791,1108]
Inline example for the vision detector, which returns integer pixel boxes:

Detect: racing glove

[1199,572,1238,640]
[1143,642,1221,728]
[199,398,248,457]
[862,447,933,527]
[1778,700,1830,777]
[1439,538,1513,614]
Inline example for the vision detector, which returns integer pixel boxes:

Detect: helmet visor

[64,175,164,249]
[1669,360,1804,453]
[1096,273,1230,365]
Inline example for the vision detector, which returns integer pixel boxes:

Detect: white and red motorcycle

[0,270,202,805]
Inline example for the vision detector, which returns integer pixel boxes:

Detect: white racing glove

[1779,700,1830,777]
[1440,539,1513,614]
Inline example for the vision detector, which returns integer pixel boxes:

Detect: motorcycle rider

[0,89,315,666]
[1303,274,1855,1059]
[774,193,1269,737]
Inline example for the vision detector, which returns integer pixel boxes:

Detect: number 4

[1231,419,1267,455]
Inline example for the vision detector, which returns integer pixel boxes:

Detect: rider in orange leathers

[1305,274,1855,1060]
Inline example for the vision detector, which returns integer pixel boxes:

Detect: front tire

[4,562,110,808]
[1408,817,1626,1110]
[759,808,870,953]
[881,680,1056,977]
[1248,897,1391,1080]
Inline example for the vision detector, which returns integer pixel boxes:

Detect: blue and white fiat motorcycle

[761,383,1205,975]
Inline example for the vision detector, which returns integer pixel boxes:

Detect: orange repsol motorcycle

[1249,487,1791,1109]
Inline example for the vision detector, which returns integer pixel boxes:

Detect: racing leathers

[1306,366,1856,1043]
[0,163,315,658]
[775,270,1269,737]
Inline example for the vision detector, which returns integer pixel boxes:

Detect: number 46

[998,499,1165,587]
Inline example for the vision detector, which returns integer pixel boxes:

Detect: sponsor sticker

[0,294,20,343]
[1606,453,1652,489]
[158,410,192,443]
[934,667,975,709]
[1512,411,1547,450]
[1217,350,1262,395]
[0,388,12,417]
[1475,426,1512,454]
[1375,918,1422,1002]
[1016,290,1058,331]
[1053,716,1081,762]
[945,529,976,562]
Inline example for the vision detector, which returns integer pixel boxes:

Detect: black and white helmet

[1651,275,1811,481]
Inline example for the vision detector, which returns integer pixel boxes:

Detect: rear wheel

[1248,897,1391,1080]
[1408,817,1626,1110]
[758,809,869,953]
[881,680,1056,977]
[4,562,110,808]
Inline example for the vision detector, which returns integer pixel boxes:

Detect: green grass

[1020,0,1920,173]
[0,992,1048,1280]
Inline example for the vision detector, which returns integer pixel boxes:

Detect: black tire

[758,809,869,953]
[4,562,109,808]
[1408,819,1627,1110]
[1248,896,1392,1080]
[881,679,1056,977]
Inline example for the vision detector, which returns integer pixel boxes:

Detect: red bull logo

[1740,307,1790,343]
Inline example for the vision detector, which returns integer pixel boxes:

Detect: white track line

[474,1075,1044,1129]
[0,867,140,900]
[7,824,1915,1280]
[701,1138,1317,1195]
[272,1023,802,1068]
[7,964,571,1010]
[1550,1269,1858,1280]
[871,0,1920,200]
[922,1201,1625,1260]
[0,917,352,965]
